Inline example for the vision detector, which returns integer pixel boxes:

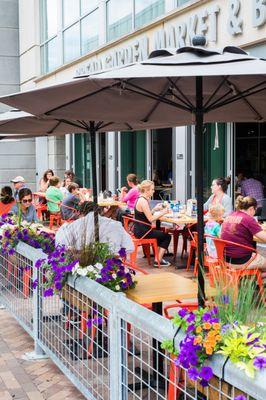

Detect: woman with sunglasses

[11,188,38,223]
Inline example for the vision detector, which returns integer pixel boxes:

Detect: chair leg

[181,234,188,259]
[142,244,151,265]
[193,258,198,276]
[23,268,31,298]
[168,354,181,400]
[173,231,179,261]
[186,246,195,271]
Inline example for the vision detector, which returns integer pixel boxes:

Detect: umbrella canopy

[0,46,265,125]
[1,40,265,305]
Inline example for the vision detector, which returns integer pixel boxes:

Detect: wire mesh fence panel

[119,315,253,400]
[37,281,111,400]
[0,251,33,335]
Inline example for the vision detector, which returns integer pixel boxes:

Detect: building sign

[75,0,266,76]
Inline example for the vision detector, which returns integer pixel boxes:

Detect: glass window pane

[81,10,99,54]
[41,37,60,74]
[63,23,80,63]
[63,0,79,27]
[107,0,132,42]
[81,0,99,15]
[177,0,190,6]
[41,0,57,41]
[135,0,165,28]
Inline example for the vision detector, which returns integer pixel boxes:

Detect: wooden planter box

[187,376,247,400]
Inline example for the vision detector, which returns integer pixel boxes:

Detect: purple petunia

[118,247,126,258]
[234,395,247,400]
[44,288,54,297]
[32,279,38,289]
[253,356,266,370]
[186,313,196,323]
[178,308,188,318]
[87,317,103,328]
[199,366,213,381]
[188,367,199,381]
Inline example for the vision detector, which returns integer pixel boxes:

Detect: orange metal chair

[49,213,61,229]
[211,237,265,299]
[123,215,161,268]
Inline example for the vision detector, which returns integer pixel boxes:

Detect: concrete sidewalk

[0,309,85,400]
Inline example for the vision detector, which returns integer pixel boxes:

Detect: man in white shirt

[55,208,134,255]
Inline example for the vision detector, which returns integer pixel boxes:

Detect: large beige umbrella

[1,38,266,304]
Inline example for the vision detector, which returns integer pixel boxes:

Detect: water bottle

[173,205,179,218]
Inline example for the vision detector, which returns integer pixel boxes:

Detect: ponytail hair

[235,196,257,211]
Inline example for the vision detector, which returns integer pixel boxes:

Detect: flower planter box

[187,376,247,400]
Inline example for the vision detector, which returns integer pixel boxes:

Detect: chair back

[211,237,257,271]
[123,215,153,240]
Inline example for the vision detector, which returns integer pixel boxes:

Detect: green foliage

[214,276,265,325]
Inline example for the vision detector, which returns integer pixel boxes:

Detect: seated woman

[134,180,171,267]
[0,186,16,216]
[221,196,266,272]
[38,169,54,192]
[120,174,139,210]
[11,188,38,223]
[204,177,232,217]
[55,201,134,255]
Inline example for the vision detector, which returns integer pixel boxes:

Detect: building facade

[2,0,266,198]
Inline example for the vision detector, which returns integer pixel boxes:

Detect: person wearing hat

[11,176,26,200]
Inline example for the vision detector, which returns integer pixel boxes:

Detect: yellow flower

[196,326,202,333]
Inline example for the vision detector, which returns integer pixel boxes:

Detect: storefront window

[176,0,191,7]
[41,0,58,41]
[120,131,146,186]
[63,22,80,63]
[107,0,132,42]
[41,38,60,74]
[135,0,165,29]
[81,0,98,15]
[63,0,80,27]
[81,10,99,54]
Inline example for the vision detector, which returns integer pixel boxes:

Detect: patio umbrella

[1,37,266,305]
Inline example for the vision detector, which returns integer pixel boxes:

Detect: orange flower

[203,322,211,330]
[194,336,203,345]
[207,331,217,338]
[213,323,221,331]
[206,347,213,355]
[196,326,202,333]
[215,334,222,341]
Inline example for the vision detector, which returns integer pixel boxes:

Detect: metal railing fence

[0,241,265,400]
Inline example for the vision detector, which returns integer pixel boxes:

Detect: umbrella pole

[195,76,206,307]
[89,122,99,242]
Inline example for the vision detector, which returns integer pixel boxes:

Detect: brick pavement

[0,309,85,400]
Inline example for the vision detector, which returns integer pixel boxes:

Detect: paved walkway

[0,309,85,400]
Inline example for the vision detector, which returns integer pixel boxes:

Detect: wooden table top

[160,213,197,225]
[126,273,215,304]
[98,200,126,207]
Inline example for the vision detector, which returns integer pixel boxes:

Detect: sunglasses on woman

[21,198,32,204]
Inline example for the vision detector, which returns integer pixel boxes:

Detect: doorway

[152,128,173,199]
[235,122,266,188]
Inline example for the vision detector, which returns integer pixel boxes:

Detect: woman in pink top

[120,174,139,210]
[221,196,266,272]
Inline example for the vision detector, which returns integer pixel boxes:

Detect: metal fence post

[109,293,123,400]
[25,254,47,360]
